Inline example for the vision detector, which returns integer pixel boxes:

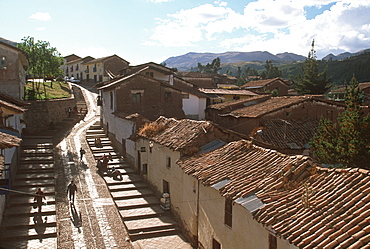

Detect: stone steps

[86,124,187,244]
[0,137,57,245]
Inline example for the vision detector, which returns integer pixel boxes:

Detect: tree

[260,60,282,79]
[196,57,221,73]
[310,76,370,169]
[294,40,331,95]
[17,36,63,99]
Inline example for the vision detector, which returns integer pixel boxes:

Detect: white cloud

[147,4,241,46]
[214,0,227,7]
[146,0,370,57]
[36,27,46,31]
[29,12,51,21]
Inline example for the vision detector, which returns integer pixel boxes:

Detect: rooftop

[224,95,343,118]
[241,77,289,88]
[137,116,243,153]
[178,139,370,248]
[253,119,319,150]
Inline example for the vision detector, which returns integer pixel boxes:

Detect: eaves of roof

[207,95,271,111]
[83,54,129,65]
[0,99,26,113]
[177,139,370,248]
[0,131,22,149]
[225,96,344,118]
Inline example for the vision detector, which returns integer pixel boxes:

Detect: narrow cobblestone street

[0,81,193,248]
[53,82,132,248]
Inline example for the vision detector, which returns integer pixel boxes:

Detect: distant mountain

[322,49,370,61]
[163,51,306,71]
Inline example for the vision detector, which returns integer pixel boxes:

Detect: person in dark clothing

[34,188,46,213]
[79,148,85,160]
[67,180,78,203]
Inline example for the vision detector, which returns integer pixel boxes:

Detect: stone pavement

[0,136,57,249]
[86,123,193,249]
[0,81,193,249]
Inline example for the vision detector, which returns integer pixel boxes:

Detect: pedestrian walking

[67,180,78,203]
[79,147,86,160]
[34,188,46,213]
[67,107,72,117]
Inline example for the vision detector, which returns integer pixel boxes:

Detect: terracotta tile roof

[67,56,95,65]
[0,131,21,149]
[207,95,270,111]
[84,54,129,64]
[0,99,26,114]
[254,119,319,150]
[138,116,243,152]
[199,88,258,96]
[225,95,340,118]
[126,62,172,75]
[172,77,209,99]
[0,93,29,107]
[176,71,218,78]
[217,83,238,89]
[241,77,289,88]
[177,140,370,248]
[138,117,217,151]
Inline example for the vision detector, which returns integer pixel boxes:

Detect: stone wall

[23,86,82,135]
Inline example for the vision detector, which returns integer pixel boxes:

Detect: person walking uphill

[79,147,86,161]
[34,188,46,213]
[67,180,78,203]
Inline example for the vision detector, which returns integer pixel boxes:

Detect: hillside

[322,48,370,61]
[280,52,370,85]
[163,51,306,71]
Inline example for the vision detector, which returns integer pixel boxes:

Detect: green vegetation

[25,80,71,100]
[260,60,283,80]
[191,57,221,73]
[217,50,370,86]
[310,76,370,169]
[18,36,64,99]
[293,40,331,95]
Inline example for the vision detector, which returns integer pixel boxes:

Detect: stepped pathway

[86,122,193,249]
[0,137,57,249]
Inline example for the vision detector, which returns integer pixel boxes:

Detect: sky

[1,0,370,65]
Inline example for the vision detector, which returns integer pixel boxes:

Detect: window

[85,66,89,73]
[166,156,171,169]
[285,112,291,117]
[212,239,221,249]
[132,93,141,103]
[93,64,97,72]
[142,164,148,175]
[132,90,144,103]
[145,71,154,77]
[165,92,172,102]
[110,91,114,110]
[269,234,277,249]
[76,65,79,71]
[163,180,170,194]
[0,56,6,69]
[182,93,189,99]
[224,198,232,227]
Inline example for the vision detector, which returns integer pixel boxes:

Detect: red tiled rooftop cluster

[177,140,370,248]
